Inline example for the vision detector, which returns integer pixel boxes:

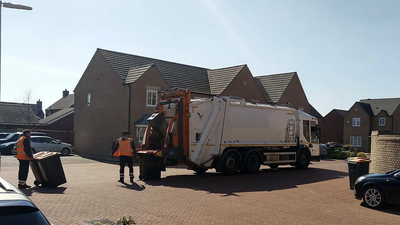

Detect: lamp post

[0,1,32,100]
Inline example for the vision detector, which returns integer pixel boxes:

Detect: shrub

[338,151,349,159]
[349,152,356,157]
[357,152,366,158]
[116,215,135,225]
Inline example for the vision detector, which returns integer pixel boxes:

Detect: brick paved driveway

[0,155,399,225]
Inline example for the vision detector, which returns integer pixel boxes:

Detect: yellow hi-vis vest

[113,138,133,157]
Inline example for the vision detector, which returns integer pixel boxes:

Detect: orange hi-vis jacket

[16,136,33,161]
[113,138,134,157]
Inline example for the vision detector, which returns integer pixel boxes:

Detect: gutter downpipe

[123,83,132,133]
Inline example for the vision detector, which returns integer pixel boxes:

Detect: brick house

[0,101,45,131]
[254,72,322,118]
[74,49,320,157]
[45,89,74,117]
[320,109,347,144]
[343,98,400,152]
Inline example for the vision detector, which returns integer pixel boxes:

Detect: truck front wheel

[296,149,310,169]
[222,151,241,175]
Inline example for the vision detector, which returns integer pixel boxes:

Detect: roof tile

[207,65,245,95]
[255,72,296,103]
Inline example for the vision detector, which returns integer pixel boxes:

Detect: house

[0,101,45,131]
[320,109,347,144]
[343,98,400,152]
[254,72,311,114]
[45,89,74,116]
[39,108,74,131]
[41,89,74,131]
[74,48,268,157]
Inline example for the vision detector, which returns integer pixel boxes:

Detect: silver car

[12,136,74,156]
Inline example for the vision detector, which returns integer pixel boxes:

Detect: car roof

[0,177,36,207]
[31,136,53,139]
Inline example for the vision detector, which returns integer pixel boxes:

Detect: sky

[1,0,399,116]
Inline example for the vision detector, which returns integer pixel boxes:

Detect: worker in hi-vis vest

[16,129,34,189]
[111,130,137,183]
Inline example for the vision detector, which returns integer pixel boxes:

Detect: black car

[0,141,16,155]
[0,133,10,139]
[0,132,47,145]
[354,169,400,208]
[0,177,51,225]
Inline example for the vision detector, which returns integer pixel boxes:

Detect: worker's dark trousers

[119,156,134,179]
[18,160,30,185]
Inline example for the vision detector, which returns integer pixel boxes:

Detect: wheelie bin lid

[33,151,59,160]
[345,157,371,164]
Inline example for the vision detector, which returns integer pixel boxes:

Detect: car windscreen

[5,133,16,140]
[0,206,50,225]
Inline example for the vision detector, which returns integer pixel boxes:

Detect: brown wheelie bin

[32,151,67,188]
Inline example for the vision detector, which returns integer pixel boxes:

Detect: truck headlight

[355,176,365,184]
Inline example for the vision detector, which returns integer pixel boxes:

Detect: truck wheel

[193,168,208,174]
[222,151,241,175]
[244,151,261,173]
[296,149,310,169]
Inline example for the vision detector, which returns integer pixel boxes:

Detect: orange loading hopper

[138,89,191,160]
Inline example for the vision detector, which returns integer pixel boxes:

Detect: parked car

[0,177,51,225]
[12,136,74,156]
[0,133,10,139]
[0,132,47,145]
[319,143,327,158]
[0,141,17,155]
[326,142,343,148]
[354,169,400,208]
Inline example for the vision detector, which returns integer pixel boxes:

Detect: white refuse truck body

[138,89,320,179]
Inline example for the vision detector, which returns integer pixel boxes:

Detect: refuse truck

[137,89,320,180]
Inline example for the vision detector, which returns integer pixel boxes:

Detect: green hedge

[326,149,356,159]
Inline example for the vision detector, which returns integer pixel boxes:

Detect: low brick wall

[370,131,400,174]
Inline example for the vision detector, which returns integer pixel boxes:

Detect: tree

[14,86,36,126]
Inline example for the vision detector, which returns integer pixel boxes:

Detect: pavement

[0,155,399,225]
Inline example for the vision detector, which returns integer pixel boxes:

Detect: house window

[87,93,91,106]
[352,118,360,127]
[136,126,146,143]
[350,136,362,147]
[146,90,158,107]
[379,118,386,126]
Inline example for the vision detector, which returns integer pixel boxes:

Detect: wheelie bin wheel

[139,175,144,181]
[34,180,40,186]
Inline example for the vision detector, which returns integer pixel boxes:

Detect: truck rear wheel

[296,149,310,169]
[244,151,261,173]
[222,151,241,175]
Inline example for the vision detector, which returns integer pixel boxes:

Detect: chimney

[63,89,69,98]
[37,99,42,111]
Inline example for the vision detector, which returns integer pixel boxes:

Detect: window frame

[379,117,386,126]
[87,93,91,106]
[350,136,362,147]
[352,118,361,127]
[146,90,158,107]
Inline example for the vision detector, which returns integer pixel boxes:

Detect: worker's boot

[129,173,134,183]
[118,174,124,183]
[18,181,31,189]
